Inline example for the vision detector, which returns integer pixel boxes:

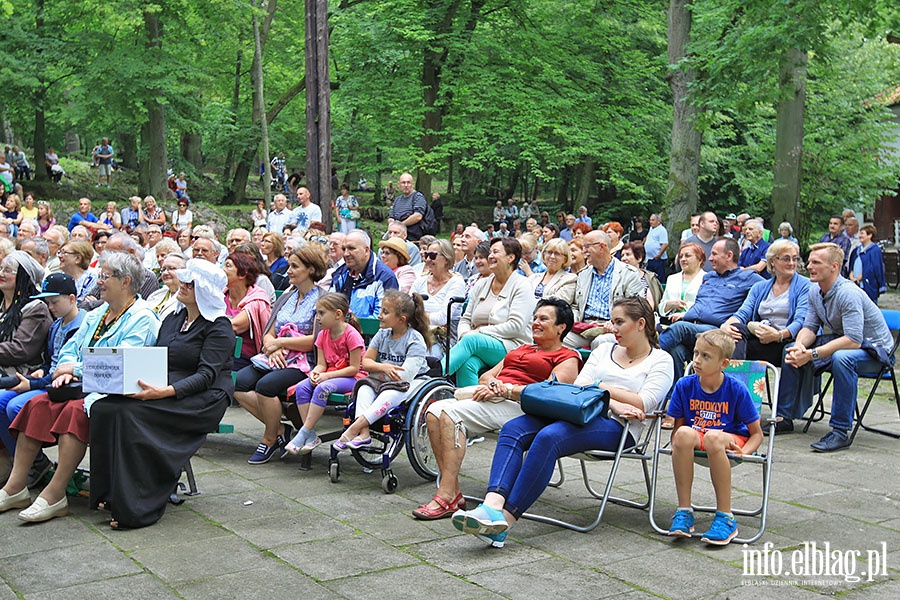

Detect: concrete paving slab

[273,534,419,580]
[601,546,744,600]
[175,564,332,600]
[0,515,97,559]
[225,509,353,548]
[469,556,635,599]
[407,534,551,577]
[0,542,141,595]
[23,573,179,600]
[93,507,229,551]
[324,563,496,599]
[187,488,305,525]
[130,536,273,584]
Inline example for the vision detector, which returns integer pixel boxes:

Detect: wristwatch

[811,348,819,360]
[505,383,514,398]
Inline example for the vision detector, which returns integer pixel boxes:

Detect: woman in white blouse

[529,238,576,309]
[659,242,705,322]
[446,237,536,387]
[451,297,673,547]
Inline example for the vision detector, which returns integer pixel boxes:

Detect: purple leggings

[295,376,358,407]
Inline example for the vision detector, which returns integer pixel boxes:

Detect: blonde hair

[695,329,735,361]
[542,238,571,269]
[808,242,844,266]
[765,239,800,273]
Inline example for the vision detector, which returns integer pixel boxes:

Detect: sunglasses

[423,251,439,260]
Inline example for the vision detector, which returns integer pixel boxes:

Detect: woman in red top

[413,297,580,520]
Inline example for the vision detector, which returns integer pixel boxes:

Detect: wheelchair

[327,297,464,492]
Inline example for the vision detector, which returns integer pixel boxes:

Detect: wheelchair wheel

[404,379,455,481]
[329,461,340,483]
[382,473,399,494]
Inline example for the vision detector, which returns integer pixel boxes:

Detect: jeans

[659,321,715,382]
[487,414,630,520]
[778,344,885,432]
[646,258,667,282]
[444,332,507,387]
[0,389,43,453]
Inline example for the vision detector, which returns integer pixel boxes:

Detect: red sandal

[412,492,466,520]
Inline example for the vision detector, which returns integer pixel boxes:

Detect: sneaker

[475,529,510,548]
[347,437,372,450]
[248,442,279,465]
[27,452,54,489]
[701,511,738,545]
[285,428,312,455]
[451,504,509,535]
[810,430,851,453]
[300,437,322,454]
[668,509,695,538]
[332,438,349,452]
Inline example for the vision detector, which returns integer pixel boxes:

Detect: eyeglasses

[776,256,802,263]
[57,250,75,257]
[190,236,200,241]
[582,242,602,250]
[544,250,562,257]
[423,251,439,260]
[0,267,16,276]
[310,236,329,245]
[98,272,118,282]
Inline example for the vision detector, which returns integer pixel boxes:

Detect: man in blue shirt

[738,219,770,279]
[660,237,763,381]
[330,230,399,318]
[66,198,103,233]
[96,137,114,187]
[818,215,851,259]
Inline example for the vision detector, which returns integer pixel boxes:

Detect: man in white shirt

[291,186,322,233]
[266,194,292,234]
[644,213,669,281]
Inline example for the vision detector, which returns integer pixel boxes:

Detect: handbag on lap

[520,375,609,426]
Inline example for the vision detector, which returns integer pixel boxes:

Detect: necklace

[622,346,652,364]
[92,297,137,342]
[181,315,198,332]
[428,273,449,294]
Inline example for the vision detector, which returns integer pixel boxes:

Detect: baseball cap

[31,273,77,299]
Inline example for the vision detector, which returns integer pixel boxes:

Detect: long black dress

[88,312,235,528]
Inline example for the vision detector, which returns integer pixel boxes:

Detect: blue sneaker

[248,442,279,465]
[668,509,695,538]
[475,529,510,548]
[451,504,508,535]
[701,511,738,545]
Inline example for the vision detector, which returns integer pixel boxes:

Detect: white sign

[83,347,168,394]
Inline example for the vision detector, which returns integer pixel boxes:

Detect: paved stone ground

[2,289,899,599]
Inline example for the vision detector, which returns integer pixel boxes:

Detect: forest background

[2,0,900,246]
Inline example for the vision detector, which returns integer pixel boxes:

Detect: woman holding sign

[0,253,159,523]
[89,259,234,529]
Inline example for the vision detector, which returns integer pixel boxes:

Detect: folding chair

[802,309,900,443]
[648,360,779,544]
[510,408,667,533]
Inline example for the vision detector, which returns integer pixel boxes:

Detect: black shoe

[811,430,851,453]
[26,452,54,489]
[765,419,794,436]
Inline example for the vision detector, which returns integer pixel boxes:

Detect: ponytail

[382,290,434,348]
[317,292,362,334]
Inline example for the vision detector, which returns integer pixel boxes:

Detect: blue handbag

[520,375,610,426]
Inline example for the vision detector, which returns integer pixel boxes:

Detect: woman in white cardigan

[446,238,536,387]
[529,238,576,310]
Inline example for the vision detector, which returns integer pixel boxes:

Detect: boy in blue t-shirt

[666,329,763,545]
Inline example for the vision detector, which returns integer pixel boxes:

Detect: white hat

[174,259,227,322]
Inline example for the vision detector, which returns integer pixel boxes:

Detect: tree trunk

[252,0,271,205]
[447,155,454,194]
[117,132,138,170]
[305,0,332,232]
[772,47,808,231]
[665,0,702,240]
[32,101,47,181]
[575,158,595,210]
[222,50,242,190]
[180,132,203,169]
[140,10,167,201]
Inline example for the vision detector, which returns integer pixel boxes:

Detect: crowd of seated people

[0,182,889,547]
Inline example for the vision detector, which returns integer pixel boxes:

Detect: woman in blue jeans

[451,298,674,547]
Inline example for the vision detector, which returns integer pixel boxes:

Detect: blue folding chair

[802,309,900,443]
[648,360,779,544]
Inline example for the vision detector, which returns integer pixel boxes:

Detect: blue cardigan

[732,273,810,339]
